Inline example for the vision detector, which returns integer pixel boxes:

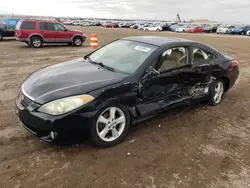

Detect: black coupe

[16,36,239,147]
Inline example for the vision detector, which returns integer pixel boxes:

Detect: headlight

[38,95,94,115]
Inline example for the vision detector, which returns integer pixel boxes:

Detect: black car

[0,24,15,40]
[16,36,239,147]
[203,25,218,33]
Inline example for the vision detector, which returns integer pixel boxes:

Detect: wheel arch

[29,34,43,42]
[220,77,230,92]
[71,34,85,42]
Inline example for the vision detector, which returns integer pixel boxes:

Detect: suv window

[20,21,36,29]
[53,24,66,31]
[192,47,215,64]
[40,22,54,30]
[155,47,188,72]
[16,21,22,29]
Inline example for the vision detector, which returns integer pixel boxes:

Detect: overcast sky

[1,0,250,23]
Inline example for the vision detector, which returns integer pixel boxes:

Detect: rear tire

[90,104,130,147]
[0,32,3,41]
[73,36,83,47]
[208,79,225,106]
[30,36,43,48]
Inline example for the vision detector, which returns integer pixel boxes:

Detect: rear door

[39,22,55,42]
[177,46,217,100]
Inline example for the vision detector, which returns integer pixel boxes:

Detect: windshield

[88,40,157,74]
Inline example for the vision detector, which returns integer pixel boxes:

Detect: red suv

[15,19,86,48]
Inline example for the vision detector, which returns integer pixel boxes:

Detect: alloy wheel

[96,107,126,142]
[32,39,41,47]
[213,81,224,104]
[74,38,82,46]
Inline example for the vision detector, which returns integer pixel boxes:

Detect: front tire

[73,36,83,46]
[208,80,225,106]
[90,104,130,147]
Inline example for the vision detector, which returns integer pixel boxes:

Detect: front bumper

[16,95,95,143]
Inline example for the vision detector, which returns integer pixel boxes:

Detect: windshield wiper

[86,56,115,72]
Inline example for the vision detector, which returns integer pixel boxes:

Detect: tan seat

[159,50,185,72]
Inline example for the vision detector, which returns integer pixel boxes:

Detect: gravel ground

[0,27,249,188]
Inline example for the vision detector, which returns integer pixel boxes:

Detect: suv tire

[0,32,3,41]
[73,36,83,47]
[30,36,43,48]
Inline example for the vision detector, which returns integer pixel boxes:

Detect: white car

[216,25,235,34]
[144,25,162,32]
[246,30,250,36]
[175,26,186,32]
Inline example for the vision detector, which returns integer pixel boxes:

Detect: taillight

[232,60,239,67]
[228,60,239,72]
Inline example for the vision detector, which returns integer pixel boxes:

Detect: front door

[136,46,190,116]
[53,23,71,42]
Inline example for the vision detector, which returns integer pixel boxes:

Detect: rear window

[20,21,36,29]
[16,20,22,29]
[40,22,54,30]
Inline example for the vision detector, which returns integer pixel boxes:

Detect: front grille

[19,91,33,108]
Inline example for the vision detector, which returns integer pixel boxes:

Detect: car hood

[22,58,128,104]
[68,29,84,34]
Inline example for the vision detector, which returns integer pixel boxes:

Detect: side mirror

[142,66,160,81]
[64,28,68,31]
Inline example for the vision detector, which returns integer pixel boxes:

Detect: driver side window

[53,24,65,31]
[155,47,188,73]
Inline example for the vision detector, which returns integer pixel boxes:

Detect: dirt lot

[0,27,250,188]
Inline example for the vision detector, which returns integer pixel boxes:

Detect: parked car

[203,25,218,33]
[170,24,184,32]
[0,23,16,40]
[16,36,239,147]
[103,23,117,28]
[216,25,235,34]
[175,25,189,32]
[15,19,86,48]
[161,23,175,31]
[130,24,139,29]
[231,25,250,35]
[175,25,195,32]
[186,26,204,33]
[138,24,149,31]
[2,17,21,29]
[144,25,162,31]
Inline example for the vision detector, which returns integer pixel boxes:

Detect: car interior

[156,47,188,72]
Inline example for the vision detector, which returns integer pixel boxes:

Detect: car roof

[122,36,191,46]
[21,19,58,23]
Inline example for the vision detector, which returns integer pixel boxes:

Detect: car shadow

[19,44,90,49]
[54,100,207,147]
[1,38,16,41]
